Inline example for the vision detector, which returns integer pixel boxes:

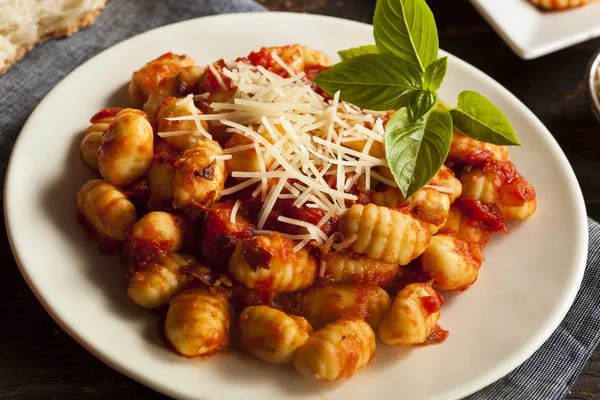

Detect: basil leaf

[338,45,379,60]
[313,54,423,111]
[385,108,453,198]
[373,0,439,72]
[449,91,521,146]
[424,56,447,91]
[408,90,437,122]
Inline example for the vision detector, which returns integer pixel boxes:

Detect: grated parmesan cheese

[230,200,241,224]
[166,59,393,251]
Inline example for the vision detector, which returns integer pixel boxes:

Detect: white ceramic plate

[470,0,600,59]
[4,12,588,400]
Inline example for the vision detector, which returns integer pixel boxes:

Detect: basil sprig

[313,0,521,198]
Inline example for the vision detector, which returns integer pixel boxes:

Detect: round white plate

[4,12,588,400]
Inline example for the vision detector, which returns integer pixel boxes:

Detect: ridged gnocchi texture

[165,287,231,357]
[224,132,276,174]
[98,109,154,187]
[80,108,121,170]
[321,251,398,286]
[293,319,376,381]
[76,180,137,242]
[529,0,595,9]
[239,306,312,364]
[127,253,195,309]
[129,52,196,109]
[421,235,484,291]
[144,66,206,119]
[156,96,209,150]
[127,211,184,254]
[228,233,317,293]
[173,139,227,209]
[460,160,537,220]
[338,204,430,265]
[449,131,509,164]
[299,284,391,330]
[438,205,489,246]
[379,283,442,347]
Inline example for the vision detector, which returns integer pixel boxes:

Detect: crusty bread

[0,0,107,74]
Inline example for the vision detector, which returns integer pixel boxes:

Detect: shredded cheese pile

[162,59,394,251]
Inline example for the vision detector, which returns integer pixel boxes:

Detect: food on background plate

[74,0,537,383]
[0,0,106,74]
[528,0,598,9]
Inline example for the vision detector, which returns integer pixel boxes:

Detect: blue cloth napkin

[0,1,598,399]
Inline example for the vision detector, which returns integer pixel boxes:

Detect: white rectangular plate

[470,0,600,59]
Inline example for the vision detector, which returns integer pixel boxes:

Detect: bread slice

[0,0,107,74]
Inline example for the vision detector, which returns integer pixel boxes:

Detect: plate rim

[4,11,589,400]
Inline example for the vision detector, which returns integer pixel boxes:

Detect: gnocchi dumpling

[129,52,196,109]
[173,139,227,210]
[460,159,537,220]
[338,203,430,265]
[299,284,391,330]
[156,96,209,151]
[126,211,185,255]
[293,319,376,381]
[228,233,317,293]
[144,66,206,119]
[438,205,490,246]
[379,283,442,347]
[80,108,121,171]
[239,306,312,364]
[429,165,462,203]
[76,179,137,243]
[98,108,154,187]
[320,251,398,286]
[165,287,231,357]
[421,235,484,291]
[127,253,195,309]
[449,131,509,165]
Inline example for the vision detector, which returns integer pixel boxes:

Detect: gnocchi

[129,52,195,109]
[449,131,509,165]
[144,65,206,119]
[173,139,227,210]
[320,251,398,286]
[165,287,231,357]
[299,284,391,330]
[421,235,484,291]
[239,305,312,364]
[80,108,121,170]
[156,96,209,151]
[98,108,154,187]
[127,253,195,309]
[379,283,442,347]
[76,179,137,243]
[460,159,537,220]
[228,233,317,293]
[293,319,376,381]
[338,203,430,265]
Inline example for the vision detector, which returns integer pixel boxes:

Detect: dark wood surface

[1,0,599,399]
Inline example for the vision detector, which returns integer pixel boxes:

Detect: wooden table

[1,0,599,398]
